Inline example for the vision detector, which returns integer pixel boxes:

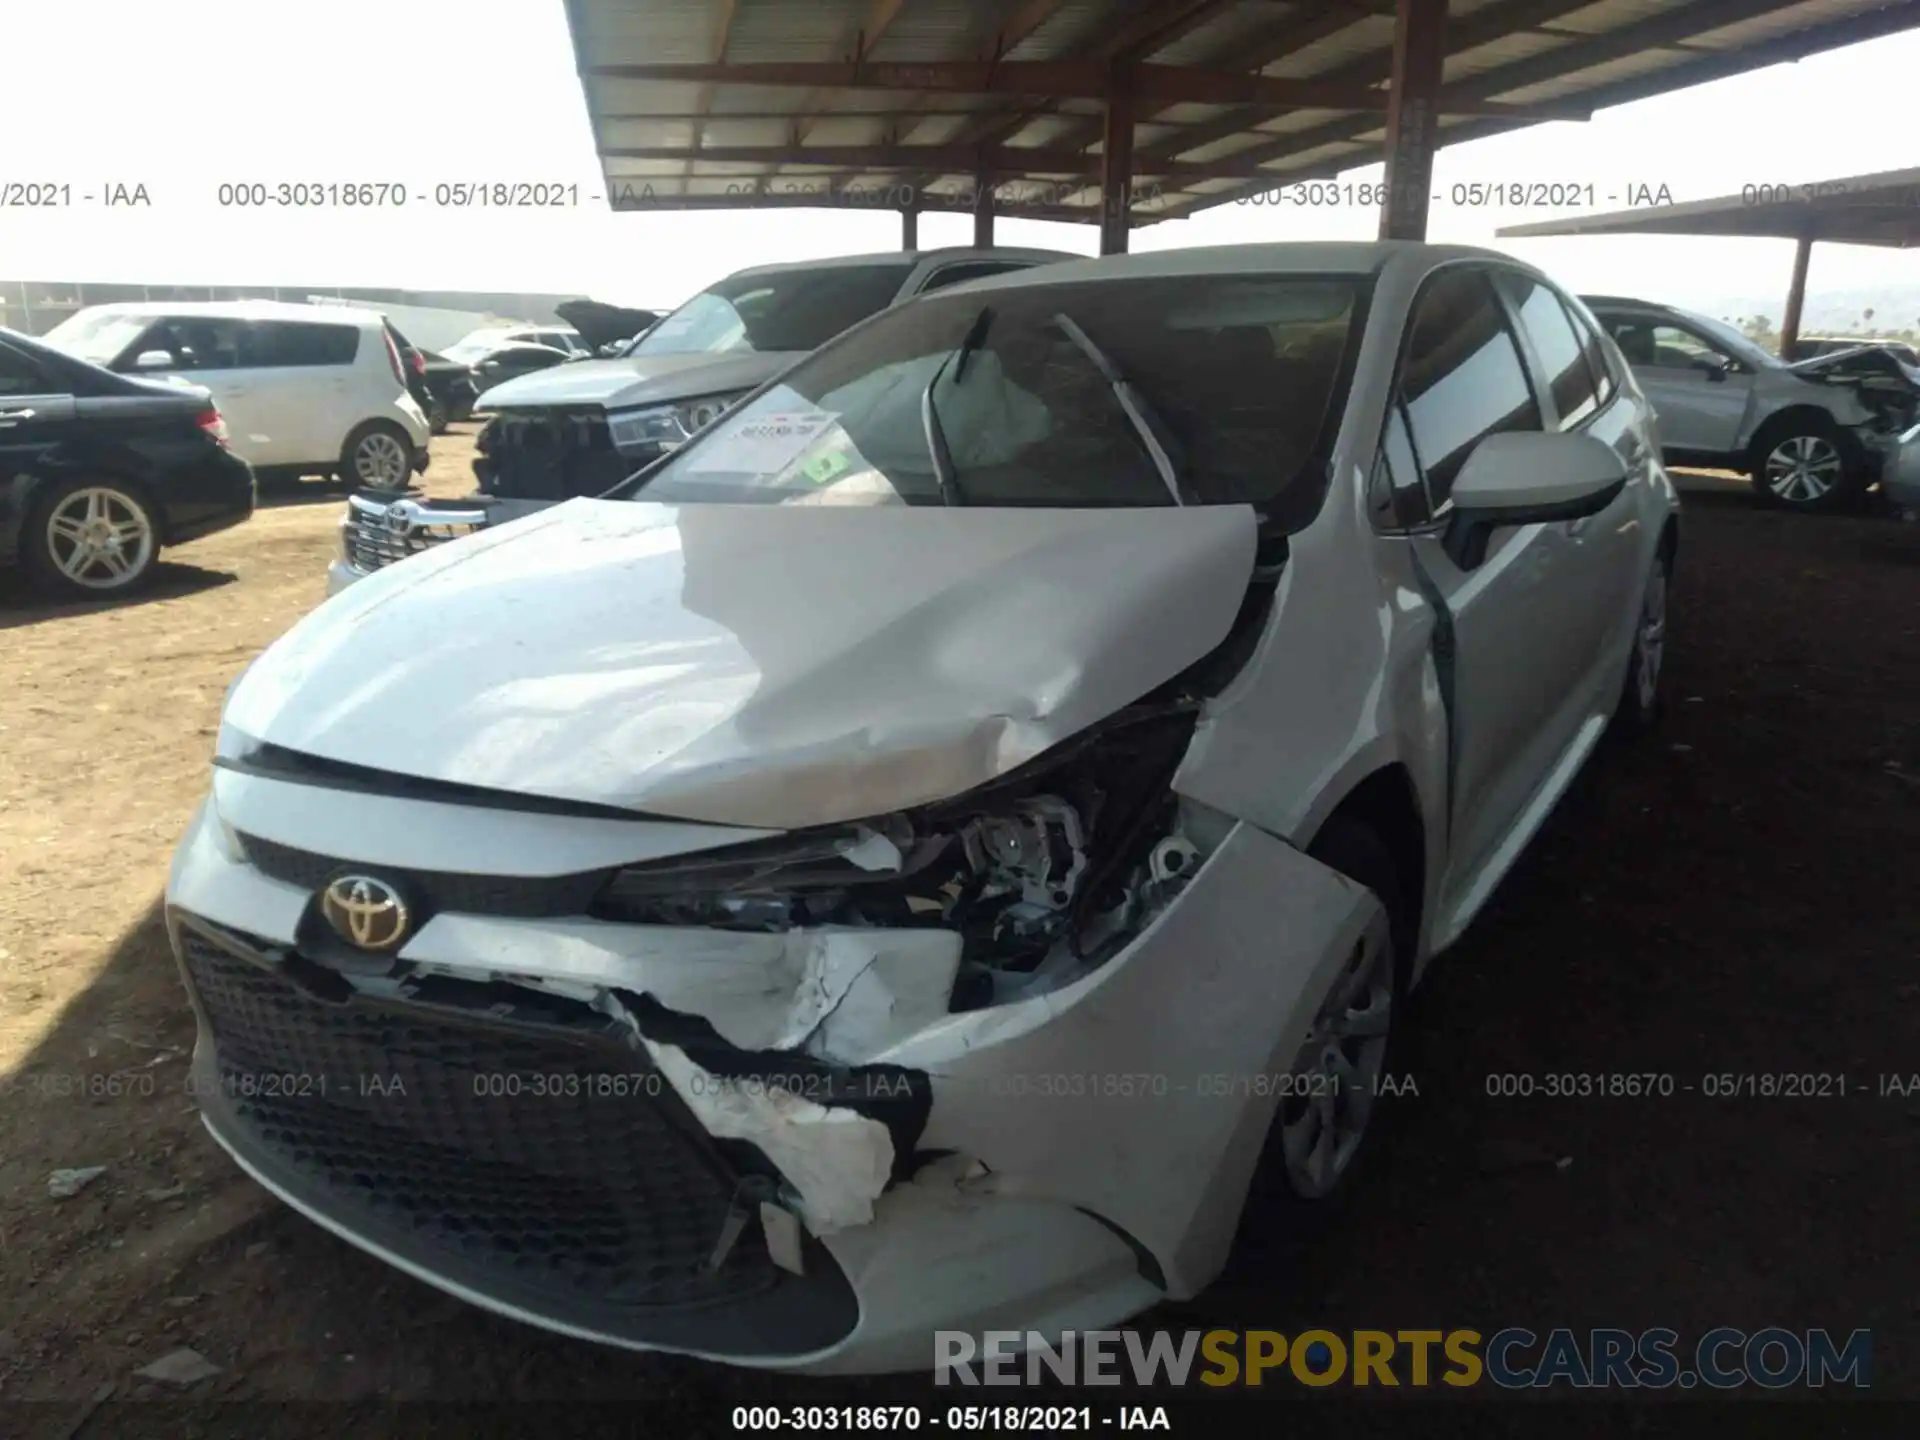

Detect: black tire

[21,476,162,600]
[1747,414,1858,512]
[338,421,415,489]
[1235,818,1410,1238]
[1613,547,1672,736]
[425,393,450,435]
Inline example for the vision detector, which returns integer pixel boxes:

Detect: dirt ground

[2,437,1917,1431]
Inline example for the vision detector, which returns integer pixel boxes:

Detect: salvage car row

[6,252,1919,599]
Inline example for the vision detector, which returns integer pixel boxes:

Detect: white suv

[40,301,430,487]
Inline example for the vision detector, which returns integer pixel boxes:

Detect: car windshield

[624,274,1364,526]
[1675,309,1775,368]
[628,261,916,359]
[40,310,155,364]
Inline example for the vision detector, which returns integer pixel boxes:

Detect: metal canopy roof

[1497,165,1920,246]
[561,0,1920,231]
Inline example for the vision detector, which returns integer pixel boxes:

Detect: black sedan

[470,342,575,400]
[0,327,255,599]
[389,326,483,434]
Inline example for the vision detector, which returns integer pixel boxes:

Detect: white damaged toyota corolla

[167,242,1679,1373]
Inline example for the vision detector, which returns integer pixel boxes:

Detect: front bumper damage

[166,765,1381,1373]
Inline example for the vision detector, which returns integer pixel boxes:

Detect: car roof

[720,245,1078,284]
[930,240,1523,296]
[63,299,381,325]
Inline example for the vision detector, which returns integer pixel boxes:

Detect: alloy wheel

[45,487,155,591]
[354,431,410,485]
[1279,918,1394,1200]
[1763,434,1841,504]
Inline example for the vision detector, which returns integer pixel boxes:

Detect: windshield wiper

[920,306,993,507]
[1051,312,1194,506]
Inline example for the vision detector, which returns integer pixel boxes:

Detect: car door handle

[0,407,34,420]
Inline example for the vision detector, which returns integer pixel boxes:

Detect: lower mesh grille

[180,928,777,1312]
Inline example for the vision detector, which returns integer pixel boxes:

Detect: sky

[3,0,1917,317]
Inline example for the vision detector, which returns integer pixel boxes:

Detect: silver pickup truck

[328,245,1074,595]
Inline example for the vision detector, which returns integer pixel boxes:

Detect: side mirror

[131,350,175,371]
[1444,431,1628,569]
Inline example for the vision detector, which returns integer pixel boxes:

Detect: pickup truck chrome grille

[340,493,488,574]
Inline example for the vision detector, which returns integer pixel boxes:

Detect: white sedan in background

[167,242,1679,1373]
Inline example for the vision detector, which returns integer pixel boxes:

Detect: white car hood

[476,351,800,410]
[226,499,1259,830]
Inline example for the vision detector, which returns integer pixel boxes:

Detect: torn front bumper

[165,780,1379,1373]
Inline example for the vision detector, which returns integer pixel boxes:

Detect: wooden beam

[1379,0,1446,241]
[586,59,1589,115]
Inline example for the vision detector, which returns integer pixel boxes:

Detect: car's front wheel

[1238,819,1408,1227]
[340,421,414,489]
[1614,547,1671,734]
[23,478,161,599]
[1749,417,1854,511]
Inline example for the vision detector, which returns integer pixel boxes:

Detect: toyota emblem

[384,500,422,537]
[320,874,412,952]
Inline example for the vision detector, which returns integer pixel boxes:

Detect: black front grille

[475,409,644,500]
[237,833,611,918]
[181,929,775,1313]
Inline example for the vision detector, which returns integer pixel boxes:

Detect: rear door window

[916,261,1035,294]
[249,321,360,367]
[138,317,247,371]
[0,342,56,396]
[1496,271,1602,431]
[1398,267,1542,506]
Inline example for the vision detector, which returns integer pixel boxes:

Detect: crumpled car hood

[476,351,799,411]
[1787,345,1920,387]
[225,498,1259,829]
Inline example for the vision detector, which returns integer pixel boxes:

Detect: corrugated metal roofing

[563,0,1920,228]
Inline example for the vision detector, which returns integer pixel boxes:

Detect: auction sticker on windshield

[684,410,840,475]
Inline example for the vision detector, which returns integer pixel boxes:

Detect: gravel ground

[1,445,1916,1433]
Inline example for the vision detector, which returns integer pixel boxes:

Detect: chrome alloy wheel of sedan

[45,485,156,591]
[1279,917,1395,1200]
[1763,434,1843,505]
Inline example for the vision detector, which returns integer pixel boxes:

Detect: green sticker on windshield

[802,449,851,485]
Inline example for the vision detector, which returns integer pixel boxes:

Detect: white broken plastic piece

[760,1201,806,1275]
[643,1039,893,1236]
[48,1166,107,1200]
[838,826,905,872]
[135,1347,222,1387]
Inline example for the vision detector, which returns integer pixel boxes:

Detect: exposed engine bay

[590,706,1211,1008]
[1791,344,1920,439]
